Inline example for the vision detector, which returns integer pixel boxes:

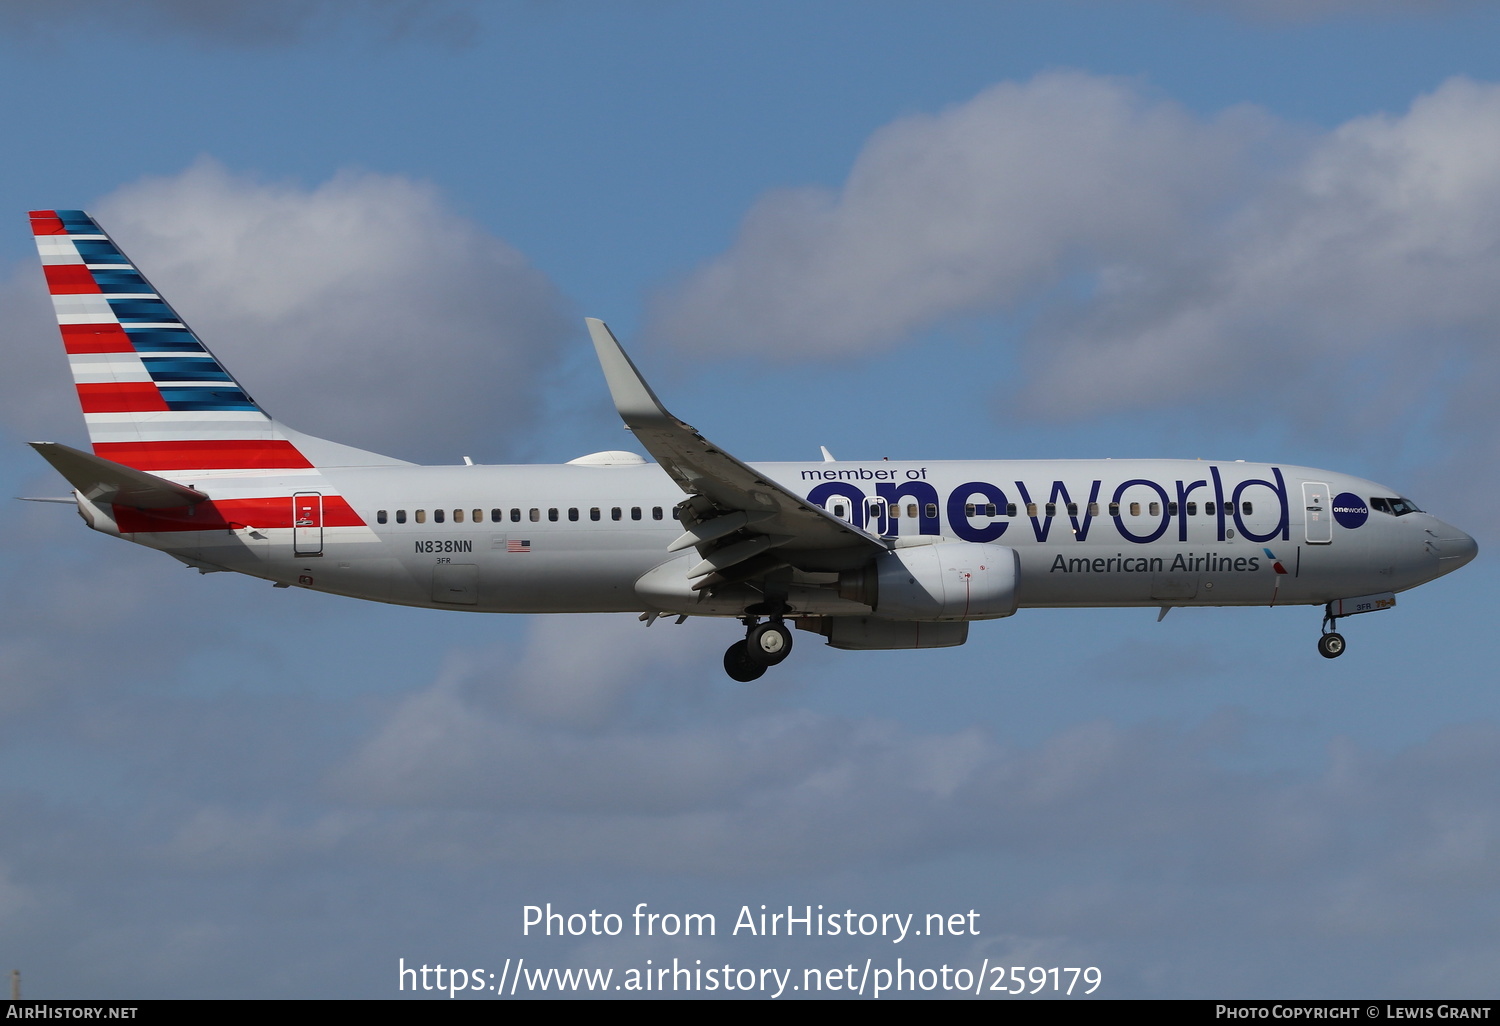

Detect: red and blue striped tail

[30,208,315,475]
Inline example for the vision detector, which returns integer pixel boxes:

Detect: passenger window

[1129,502,1140,517]
[510,508,521,522]
[568,508,579,521]
[473,509,482,523]
[889,504,900,519]
[631,507,642,520]
[907,504,918,519]
[1168,502,1178,516]
[1045,503,1056,517]
[1206,502,1216,515]
[985,504,996,517]
[1006,503,1017,517]
[833,503,846,518]
[590,507,601,521]
[415,510,426,524]
[548,508,559,522]
[652,507,663,520]
[924,503,937,519]
[530,508,540,522]
[1242,502,1253,515]
[1149,502,1160,517]
[395,510,407,524]
[453,509,464,523]
[670,507,681,520]
[377,510,387,524]
[1026,503,1037,517]
[1088,502,1099,516]
[491,509,502,523]
[1066,503,1078,516]
[1186,502,1197,516]
[965,503,976,517]
[434,509,445,523]
[612,507,622,521]
[1108,502,1120,516]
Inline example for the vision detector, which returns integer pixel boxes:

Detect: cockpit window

[1371,496,1422,516]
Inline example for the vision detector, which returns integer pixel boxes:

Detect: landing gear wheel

[724,640,766,682]
[1317,632,1346,659]
[747,622,793,665]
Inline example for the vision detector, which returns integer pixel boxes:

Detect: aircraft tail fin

[30,209,409,474]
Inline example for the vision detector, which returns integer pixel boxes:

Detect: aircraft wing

[587,319,884,587]
[31,441,209,509]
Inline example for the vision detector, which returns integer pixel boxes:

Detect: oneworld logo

[801,466,1293,546]
[1332,492,1369,530]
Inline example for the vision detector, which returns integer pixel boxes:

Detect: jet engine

[838,542,1020,621]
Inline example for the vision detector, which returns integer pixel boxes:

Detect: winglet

[581,319,886,558]
[586,318,673,427]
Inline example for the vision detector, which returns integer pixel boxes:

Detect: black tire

[747,622,793,665]
[724,640,767,681]
[1317,632,1346,659]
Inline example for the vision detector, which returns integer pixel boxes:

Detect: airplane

[25,209,1478,681]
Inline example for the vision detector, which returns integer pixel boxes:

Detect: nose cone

[1431,524,1478,578]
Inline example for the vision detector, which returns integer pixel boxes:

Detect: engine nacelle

[839,542,1019,621]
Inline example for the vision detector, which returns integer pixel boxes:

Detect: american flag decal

[507,539,531,553]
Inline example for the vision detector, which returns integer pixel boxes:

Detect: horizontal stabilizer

[30,441,209,509]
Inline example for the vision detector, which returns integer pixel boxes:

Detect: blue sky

[1,0,1498,999]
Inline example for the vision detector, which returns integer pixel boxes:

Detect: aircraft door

[293,492,323,556]
[1302,481,1332,544]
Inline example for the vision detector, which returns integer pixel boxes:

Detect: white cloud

[651,74,1500,498]
[652,72,1268,362]
[1029,76,1500,420]
[86,159,572,462]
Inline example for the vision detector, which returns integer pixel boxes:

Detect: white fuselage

[82,457,1474,618]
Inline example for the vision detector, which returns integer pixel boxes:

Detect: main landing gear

[723,617,794,682]
[1318,602,1346,659]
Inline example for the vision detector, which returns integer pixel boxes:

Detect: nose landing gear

[723,617,794,681]
[1318,603,1346,659]
[1317,631,1346,659]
